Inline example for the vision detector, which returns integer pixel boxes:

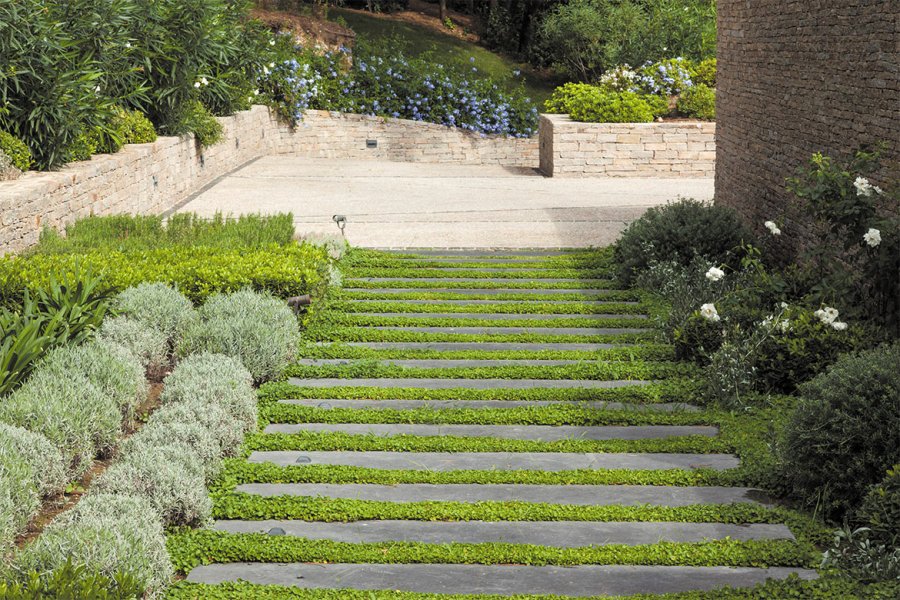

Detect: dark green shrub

[857,466,900,547]
[677,83,715,120]
[673,312,723,363]
[537,0,716,83]
[693,57,717,87]
[0,131,32,172]
[754,307,859,393]
[569,91,657,123]
[0,560,143,599]
[780,343,900,521]
[118,110,157,145]
[614,199,753,286]
[175,101,224,148]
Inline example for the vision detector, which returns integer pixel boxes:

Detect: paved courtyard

[176,156,714,248]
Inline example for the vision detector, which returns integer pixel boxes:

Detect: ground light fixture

[333,214,347,236]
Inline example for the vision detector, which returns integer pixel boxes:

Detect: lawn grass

[329,8,558,106]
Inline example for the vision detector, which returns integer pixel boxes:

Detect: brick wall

[539,115,715,178]
[716,0,899,239]
[0,107,538,255]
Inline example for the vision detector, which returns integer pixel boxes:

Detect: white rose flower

[863,228,882,247]
[854,176,874,197]
[200,77,209,86]
[780,302,789,309]
[873,186,883,195]
[778,319,791,333]
[705,266,725,282]
[764,221,782,236]
[699,303,720,322]
[831,321,848,331]
[815,307,839,325]
[193,81,201,88]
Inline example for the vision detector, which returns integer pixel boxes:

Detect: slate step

[279,399,700,412]
[344,299,640,305]
[377,249,575,257]
[344,312,648,320]
[366,326,650,334]
[248,451,740,471]
[297,359,584,367]
[366,258,597,264]
[186,563,818,596]
[344,288,618,296]
[236,482,767,506]
[328,342,639,351]
[265,423,718,440]
[351,278,608,284]
[287,378,654,390]
[212,520,795,546]
[355,267,609,274]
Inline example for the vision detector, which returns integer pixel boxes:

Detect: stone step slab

[186,563,818,596]
[287,378,654,390]
[344,288,619,296]
[344,299,640,305]
[327,342,640,351]
[237,483,768,506]
[212,520,795,546]
[351,278,609,284]
[356,267,610,274]
[279,399,700,412]
[377,250,576,257]
[297,359,584,367]
[366,326,651,334]
[248,451,740,471]
[264,423,719,441]
[344,312,648,321]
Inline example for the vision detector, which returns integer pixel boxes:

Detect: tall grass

[33,213,295,254]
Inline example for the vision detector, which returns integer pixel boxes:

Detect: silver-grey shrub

[0,423,67,497]
[13,493,172,597]
[98,316,168,371]
[114,283,198,348]
[38,340,148,426]
[92,445,211,527]
[0,458,40,551]
[0,370,121,477]
[178,289,300,383]
[119,421,223,483]
[160,352,257,432]
[149,400,245,457]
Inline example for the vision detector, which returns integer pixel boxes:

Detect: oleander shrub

[119,422,223,483]
[98,317,169,372]
[93,445,211,527]
[38,341,148,425]
[160,353,257,432]
[0,244,331,305]
[13,493,172,597]
[0,370,121,477]
[150,400,245,457]
[857,466,900,548]
[677,83,715,120]
[780,343,900,521]
[0,560,144,599]
[614,199,753,286]
[114,283,198,350]
[0,132,32,172]
[0,424,67,497]
[179,290,301,383]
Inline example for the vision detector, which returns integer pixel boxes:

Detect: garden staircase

[185,249,818,597]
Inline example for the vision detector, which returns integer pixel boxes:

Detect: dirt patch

[335,0,482,43]
[252,6,357,51]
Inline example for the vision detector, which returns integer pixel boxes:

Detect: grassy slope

[329,8,557,106]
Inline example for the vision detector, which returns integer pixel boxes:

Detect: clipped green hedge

[0,131,32,172]
[0,244,330,305]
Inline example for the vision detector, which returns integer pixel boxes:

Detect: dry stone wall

[716,0,900,240]
[539,115,715,178]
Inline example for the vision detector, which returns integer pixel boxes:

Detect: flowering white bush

[705,266,725,282]
[699,303,720,322]
[854,176,875,197]
[863,228,882,247]
[764,220,782,236]
[814,307,848,331]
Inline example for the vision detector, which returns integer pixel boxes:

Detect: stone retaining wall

[0,107,537,255]
[539,114,715,178]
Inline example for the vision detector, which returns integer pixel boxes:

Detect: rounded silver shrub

[178,289,301,383]
[13,493,173,597]
[0,423,67,497]
[115,283,198,348]
[98,316,169,371]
